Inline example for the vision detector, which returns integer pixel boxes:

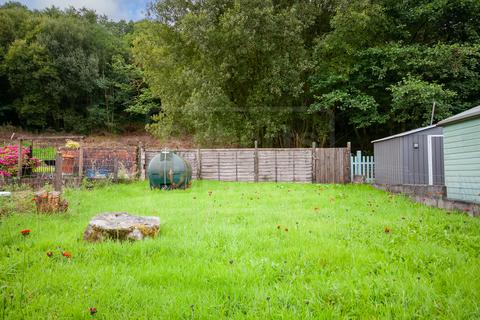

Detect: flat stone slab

[84,212,160,242]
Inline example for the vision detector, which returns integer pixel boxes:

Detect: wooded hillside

[2,1,480,149]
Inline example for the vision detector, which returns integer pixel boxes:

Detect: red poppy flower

[89,307,97,315]
[20,229,31,236]
[284,228,289,232]
[46,251,53,257]
[62,251,72,258]
[384,227,391,233]
[276,225,281,230]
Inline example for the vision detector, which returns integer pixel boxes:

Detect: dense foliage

[2,0,480,148]
[135,0,480,148]
[0,2,155,133]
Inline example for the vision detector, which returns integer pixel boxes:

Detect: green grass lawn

[1,181,480,319]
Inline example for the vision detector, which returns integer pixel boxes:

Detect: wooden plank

[217,151,220,180]
[337,148,342,183]
[197,148,201,179]
[312,142,316,184]
[322,148,327,183]
[345,142,351,183]
[17,135,85,140]
[254,141,259,182]
[140,145,146,180]
[318,148,323,183]
[331,149,337,183]
[321,148,326,183]
[275,149,278,182]
[113,158,119,182]
[292,150,296,182]
[326,148,332,183]
[78,145,84,181]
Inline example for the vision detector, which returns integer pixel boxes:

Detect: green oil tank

[147,152,192,189]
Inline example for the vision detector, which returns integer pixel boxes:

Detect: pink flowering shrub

[0,145,40,177]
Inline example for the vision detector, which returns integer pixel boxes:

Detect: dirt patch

[0,126,196,148]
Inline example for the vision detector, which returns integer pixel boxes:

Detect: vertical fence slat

[113,158,119,182]
[311,142,316,183]
[217,151,220,181]
[254,141,259,182]
[196,149,202,179]
[366,156,370,182]
[235,150,238,182]
[292,149,296,182]
[78,145,84,182]
[140,145,146,180]
[350,151,375,182]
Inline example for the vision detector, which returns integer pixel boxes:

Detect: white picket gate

[350,151,375,183]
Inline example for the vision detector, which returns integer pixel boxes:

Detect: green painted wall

[443,117,480,204]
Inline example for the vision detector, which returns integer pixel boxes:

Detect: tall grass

[1,181,479,319]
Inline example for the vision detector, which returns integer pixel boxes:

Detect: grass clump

[1,181,479,319]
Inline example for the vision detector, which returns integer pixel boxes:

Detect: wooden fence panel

[236,150,255,182]
[258,150,277,182]
[145,146,349,184]
[175,150,198,178]
[292,149,313,182]
[315,148,350,183]
[199,150,220,180]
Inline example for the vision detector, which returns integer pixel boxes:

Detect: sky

[0,0,150,21]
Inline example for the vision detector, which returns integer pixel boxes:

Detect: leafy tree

[135,0,335,146]
[389,77,456,127]
[2,0,480,149]
[0,4,154,133]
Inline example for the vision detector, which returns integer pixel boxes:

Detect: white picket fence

[351,150,375,183]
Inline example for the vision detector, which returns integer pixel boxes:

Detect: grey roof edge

[371,125,437,143]
[437,105,480,126]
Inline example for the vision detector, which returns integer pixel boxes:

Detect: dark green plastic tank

[147,152,192,189]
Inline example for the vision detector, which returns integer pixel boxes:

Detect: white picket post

[350,151,375,183]
[365,156,370,182]
[356,150,361,177]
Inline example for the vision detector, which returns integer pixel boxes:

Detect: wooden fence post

[356,150,361,178]
[139,144,146,180]
[54,151,63,192]
[254,140,259,182]
[136,142,143,180]
[346,142,351,183]
[217,151,220,180]
[78,145,84,183]
[274,149,278,182]
[17,139,23,179]
[196,148,202,179]
[113,158,119,182]
[312,142,316,183]
[292,149,296,182]
[235,150,238,182]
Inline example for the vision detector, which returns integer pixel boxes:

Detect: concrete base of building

[374,184,479,217]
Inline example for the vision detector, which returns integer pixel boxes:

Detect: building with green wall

[438,106,480,204]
